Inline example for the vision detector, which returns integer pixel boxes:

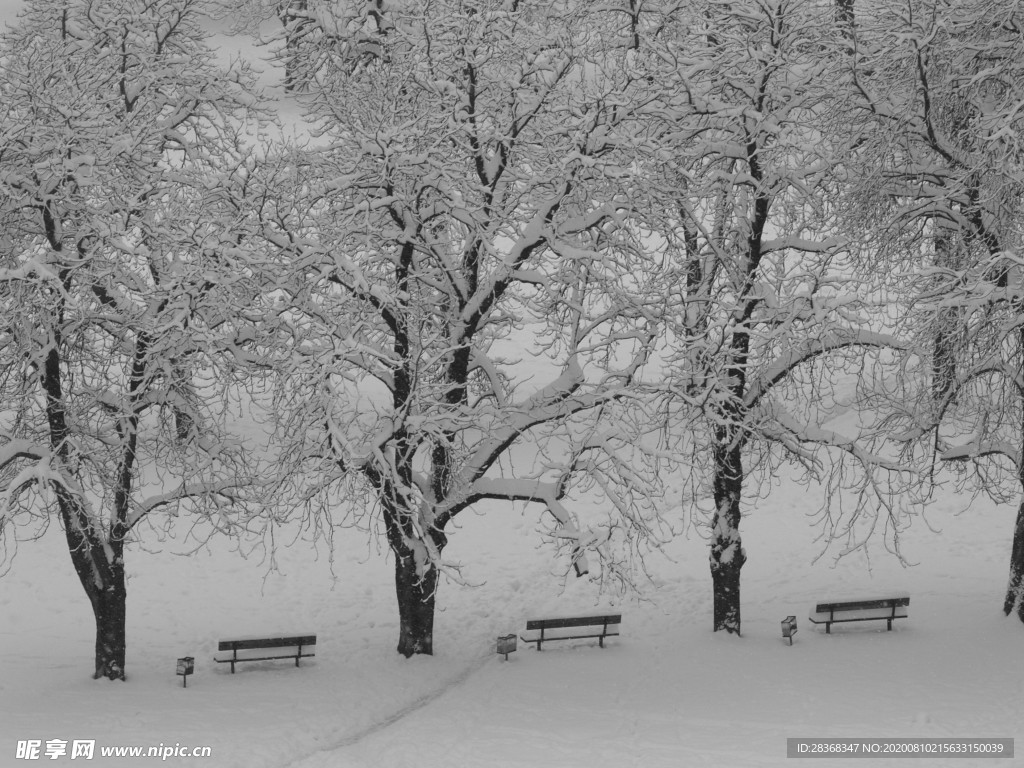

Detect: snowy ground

[2,464,1022,768]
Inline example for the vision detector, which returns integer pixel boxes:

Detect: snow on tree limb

[744,330,907,411]
[463,477,590,573]
[125,478,261,531]
[757,400,912,475]
[0,440,46,472]
[940,440,1021,471]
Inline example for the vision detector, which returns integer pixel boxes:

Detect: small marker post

[176,657,195,687]
[496,634,517,661]
[781,616,797,645]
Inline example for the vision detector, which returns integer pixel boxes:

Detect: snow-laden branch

[761,235,844,255]
[744,330,905,411]
[452,352,650,496]
[758,400,912,474]
[461,477,590,574]
[454,357,585,486]
[0,440,47,471]
[459,187,570,339]
[126,478,257,531]
[940,440,1021,472]
[0,258,61,284]
[893,353,1024,443]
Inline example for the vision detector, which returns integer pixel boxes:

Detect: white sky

[1,0,21,27]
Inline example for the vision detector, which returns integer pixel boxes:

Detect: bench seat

[520,614,621,650]
[808,595,909,634]
[215,634,316,673]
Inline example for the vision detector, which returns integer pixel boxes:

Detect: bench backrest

[525,615,621,631]
[218,635,317,652]
[813,597,909,614]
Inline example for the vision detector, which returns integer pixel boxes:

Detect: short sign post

[496,634,517,661]
[176,656,195,687]
[781,616,797,645]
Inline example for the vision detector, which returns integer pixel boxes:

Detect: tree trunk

[57,490,128,680]
[1007,498,1024,623]
[709,440,747,634]
[932,230,962,407]
[711,547,743,634]
[835,0,855,53]
[393,540,440,657]
[381,489,447,658]
[90,568,128,680]
[42,319,128,680]
[279,0,308,92]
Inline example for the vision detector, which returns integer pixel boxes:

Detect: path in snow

[285,650,493,765]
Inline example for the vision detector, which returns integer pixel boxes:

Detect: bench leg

[887,618,892,631]
[599,636,604,648]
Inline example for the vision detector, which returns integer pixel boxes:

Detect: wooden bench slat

[525,614,621,631]
[810,607,909,619]
[218,635,316,652]
[813,597,909,613]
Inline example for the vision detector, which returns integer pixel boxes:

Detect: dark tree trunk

[835,0,855,53]
[1004,499,1024,621]
[1008,331,1024,622]
[932,231,962,407]
[41,296,128,681]
[57,488,128,680]
[392,540,440,657]
[835,0,854,26]
[932,315,960,405]
[709,439,747,634]
[380,488,448,658]
[279,0,308,92]
[711,547,743,633]
[172,360,196,441]
[90,564,128,680]
[704,98,766,635]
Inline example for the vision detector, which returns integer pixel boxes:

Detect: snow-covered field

[2,464,1021,768]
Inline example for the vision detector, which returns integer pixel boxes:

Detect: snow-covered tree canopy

[831,0,1024,621]
[609,0,919,632]
[243,0,678,655]
[0,0,266,678]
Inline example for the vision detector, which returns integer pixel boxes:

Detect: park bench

[215,634,316,673]
[808,595,909,634]
[520,614,621,651]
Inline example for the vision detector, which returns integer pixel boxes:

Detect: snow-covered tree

[0,0,265,679]
[638,0,910,634]
[253,0,668,656]
[839,0,1024,621]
